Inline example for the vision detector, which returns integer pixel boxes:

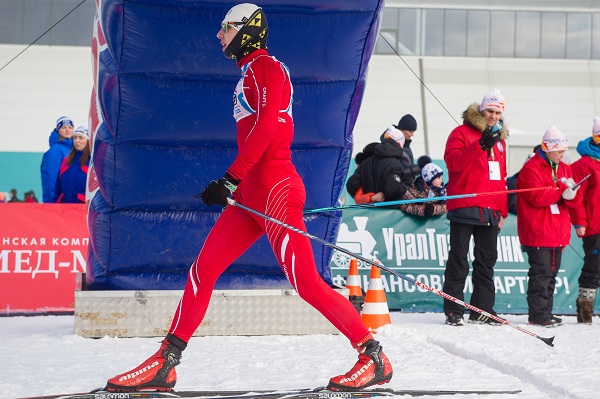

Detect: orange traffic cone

[346,259,362,296]
[361,262,391,330]
[346,258,365,314]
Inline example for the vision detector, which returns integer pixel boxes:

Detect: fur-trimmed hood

[462,103,509,140]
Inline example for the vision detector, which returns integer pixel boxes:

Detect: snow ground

[1,312,598,399]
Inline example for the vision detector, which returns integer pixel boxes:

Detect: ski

[19,386,522,399]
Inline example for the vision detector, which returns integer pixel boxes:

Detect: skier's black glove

[479,121,503,151]
[195,173,239,207]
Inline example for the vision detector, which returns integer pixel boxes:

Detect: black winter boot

[576,287,596,324]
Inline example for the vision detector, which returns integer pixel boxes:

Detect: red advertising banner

[0,203,88,314]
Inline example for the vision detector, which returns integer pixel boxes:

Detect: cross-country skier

[105,3,392,393]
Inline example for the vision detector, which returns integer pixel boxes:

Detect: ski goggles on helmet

[221,21,244,33]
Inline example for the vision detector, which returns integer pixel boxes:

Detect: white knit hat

[592,116,600,144]
[73,125,89,139]
[384,126,405,148]
[421,163,443,184]
[541,125,568,152]
[479,89,505,113]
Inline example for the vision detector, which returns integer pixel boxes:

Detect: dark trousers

[526,248,562,322]
[443,221,499,317]
[578,234,600,290]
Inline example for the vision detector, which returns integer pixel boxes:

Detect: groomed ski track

[3,313,598,399]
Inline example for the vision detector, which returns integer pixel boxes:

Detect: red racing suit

[168,49,368,343]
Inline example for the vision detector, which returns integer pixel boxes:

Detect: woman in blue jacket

[53,126,90,203]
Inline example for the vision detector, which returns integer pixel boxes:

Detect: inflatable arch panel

[87,0,383,290]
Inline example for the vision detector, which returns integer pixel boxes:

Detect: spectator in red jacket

[24,190,39,203]
[517,126,581,327]
[506,145,541,215]
[569,116,600,324]
[442,89,509,326]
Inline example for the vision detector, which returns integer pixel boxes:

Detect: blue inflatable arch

[86,0,383,290]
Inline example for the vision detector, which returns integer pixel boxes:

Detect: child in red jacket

[517,126,581,327]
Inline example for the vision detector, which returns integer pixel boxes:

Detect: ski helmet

[221,3,268,60]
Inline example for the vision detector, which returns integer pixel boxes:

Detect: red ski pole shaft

[227,198,555,347]
[474,185,557,197]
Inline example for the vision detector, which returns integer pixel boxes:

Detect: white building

[355,0,600,173]
[1,0,600,195]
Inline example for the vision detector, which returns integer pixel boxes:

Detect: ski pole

[304,185,557,214]
[571,173,592,190]
[227,198,555,347]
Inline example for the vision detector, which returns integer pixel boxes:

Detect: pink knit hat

[541,125,568,152]
[479,89,505,113]
[384,126,405,148]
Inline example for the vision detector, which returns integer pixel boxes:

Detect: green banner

[330,209,589,315]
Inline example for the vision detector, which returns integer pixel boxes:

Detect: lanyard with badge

[549,160,560,215]
[488,147,501,181]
